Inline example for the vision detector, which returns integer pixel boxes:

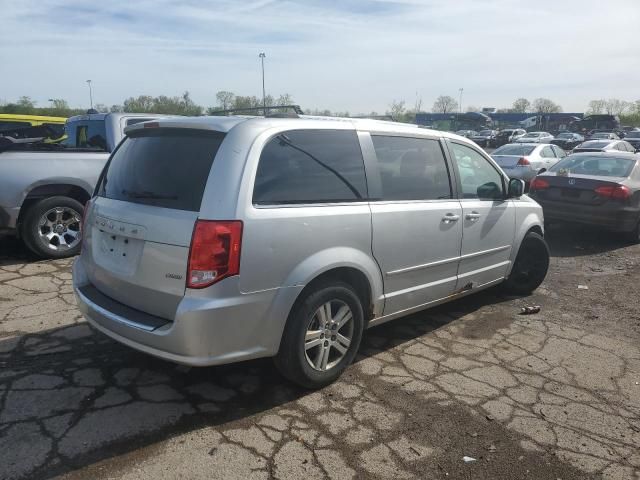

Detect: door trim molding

[387,244,511,276]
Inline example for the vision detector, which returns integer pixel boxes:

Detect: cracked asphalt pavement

[1,226,640,480]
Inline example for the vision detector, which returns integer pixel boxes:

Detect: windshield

[625,132,640,139]
[492,145,536,156]
[549,155,635,177]
[98,128,225,211]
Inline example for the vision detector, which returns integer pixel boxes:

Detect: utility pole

[259,53,266,114]
[86,80,93,110]
[458,88,464,114]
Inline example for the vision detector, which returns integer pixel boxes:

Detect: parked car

[551,132,584,151]
[469,129,497,148]
[588,131,620,140]
[73,115,549,389]
[491,128,527,147]
[455,129,477,138]
[573,140,636,153]
[570,114,621,134]
[529,152,640,242]
[491,143,566,183]
[0,112,165,258]
[515,131,554,144]
[623,130,640,152]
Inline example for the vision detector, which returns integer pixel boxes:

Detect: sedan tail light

[594,185,632,201]
[187,220,243,289]
[517,157,530,166]
[530,178,550,191]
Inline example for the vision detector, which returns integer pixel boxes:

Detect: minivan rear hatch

[83,127,225,320]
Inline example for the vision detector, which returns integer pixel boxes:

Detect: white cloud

[1,0,639,113]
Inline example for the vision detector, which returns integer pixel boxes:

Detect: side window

[450,142,504,200]
[253,130,367,205]
[540,146,555,158]
[370,136,452,201]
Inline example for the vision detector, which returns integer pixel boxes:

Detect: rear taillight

[530,178,550,191]
[187,220,243,289]
[516,157,530,166]
[594,185,631,201]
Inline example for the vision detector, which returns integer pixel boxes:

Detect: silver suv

[73,116,549,388]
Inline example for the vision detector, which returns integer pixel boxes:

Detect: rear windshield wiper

[121,189,178,200]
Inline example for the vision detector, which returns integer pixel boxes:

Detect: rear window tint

[253,130,366,204]
[550,155,635,177]
[97,129,224,211]
[493,145,535,156]
[63,120,108,151]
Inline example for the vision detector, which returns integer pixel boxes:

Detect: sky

[1,0,639,114]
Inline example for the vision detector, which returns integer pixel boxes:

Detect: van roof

[66,112,168,123]
[124,114,465,141]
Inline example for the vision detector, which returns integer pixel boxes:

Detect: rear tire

[21,196,84,259]
[274,281,364,389]
[503,232,550,295]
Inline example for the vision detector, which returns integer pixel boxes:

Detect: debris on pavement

[577,285,589,290]
[463,456,477,463]
[520,306,541,315]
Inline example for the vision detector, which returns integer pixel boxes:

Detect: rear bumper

[73,258,303,367]
[535,199,639,231]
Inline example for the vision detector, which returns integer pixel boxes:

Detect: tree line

[2,92,639,126]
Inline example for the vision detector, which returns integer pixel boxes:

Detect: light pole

[258,53,266,114]
[86,80,93,110]
[458,88,464,114]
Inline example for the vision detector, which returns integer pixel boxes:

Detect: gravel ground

[1,225,639,480]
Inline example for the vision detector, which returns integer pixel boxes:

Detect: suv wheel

[503,232,550,295]
[21,196,84,259]
[275,282,364,389]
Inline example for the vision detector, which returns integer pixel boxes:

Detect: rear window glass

[492,145,535,155]
[63,120,108,151]
[97,129,224,211]
[550,155,635,177]
[253,130,366,205]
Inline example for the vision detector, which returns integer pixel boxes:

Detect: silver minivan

[73,115,549,388]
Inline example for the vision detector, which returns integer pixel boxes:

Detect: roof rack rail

[209,105,304,117]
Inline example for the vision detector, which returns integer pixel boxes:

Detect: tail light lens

[516,157,530,166]
[595,185,631,201]
[187,220,243,289]
[530,178,550,191]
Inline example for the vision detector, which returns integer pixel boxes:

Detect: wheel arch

[17,182,91,231]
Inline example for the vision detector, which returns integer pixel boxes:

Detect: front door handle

[442,213,460,224]
[466,212,481,221]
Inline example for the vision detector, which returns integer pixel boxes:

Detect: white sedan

[491,143,566,182]
[514,131,554,144]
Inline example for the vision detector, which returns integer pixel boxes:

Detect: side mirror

[508,178,525,198]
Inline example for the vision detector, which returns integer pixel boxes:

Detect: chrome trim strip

[386,245,511,276]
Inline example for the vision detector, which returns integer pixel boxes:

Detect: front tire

[21,196,84,259]
[275,281,364,389]
[504,232,550,295]
[627,220,640,245]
